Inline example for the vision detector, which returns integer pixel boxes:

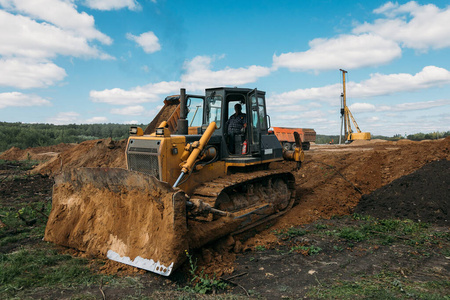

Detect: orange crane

[339,69,371,144]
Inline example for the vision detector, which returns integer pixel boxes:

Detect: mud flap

[44,168,189,276]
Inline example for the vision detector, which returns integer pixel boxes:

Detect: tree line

[0,122,145,152]
[0,122,448,152]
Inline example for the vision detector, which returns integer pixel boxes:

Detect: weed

[276,226,307,240]
[183,251,227,294]
[255,245,266,251]
[338,227,367,242]
[333,245,344,252]
[352,213,372,221]
[290,245,322,255]
[315,224,328,230]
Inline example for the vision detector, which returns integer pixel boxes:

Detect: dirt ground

[1,137,449,299]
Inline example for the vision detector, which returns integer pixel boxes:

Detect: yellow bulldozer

[44,87,304,276]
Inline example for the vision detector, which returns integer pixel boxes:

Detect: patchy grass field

[1,159,449,299]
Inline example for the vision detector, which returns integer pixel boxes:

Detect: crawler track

[189,169,296,235]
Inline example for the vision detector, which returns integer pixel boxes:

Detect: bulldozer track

[189,169,296,233]
[191,169,295,205]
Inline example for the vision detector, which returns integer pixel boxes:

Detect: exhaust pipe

[177,88,189,135]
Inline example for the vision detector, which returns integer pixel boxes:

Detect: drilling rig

[339,69,371,144]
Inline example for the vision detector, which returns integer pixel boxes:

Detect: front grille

[129,147,158,153]
[127,153,160,179]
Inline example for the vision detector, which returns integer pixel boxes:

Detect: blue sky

[0,0,449,136]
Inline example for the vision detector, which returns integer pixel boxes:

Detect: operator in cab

[226,103,247,154]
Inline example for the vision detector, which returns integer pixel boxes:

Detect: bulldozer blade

[44,168,188,276]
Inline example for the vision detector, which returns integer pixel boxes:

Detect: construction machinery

[44,87,304,276]
[269,127,316,150]
[339,69,371,143]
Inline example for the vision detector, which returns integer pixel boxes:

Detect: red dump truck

[269,127,316,150]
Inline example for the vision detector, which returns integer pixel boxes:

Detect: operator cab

[202,87,282,162]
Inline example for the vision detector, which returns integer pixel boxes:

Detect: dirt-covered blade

[44,168,188,276]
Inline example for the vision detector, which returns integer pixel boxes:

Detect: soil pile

[0,143,75,161]
[244,137,450,248]
[32,139,127,176]
[0,139,127,177]
[355,160,449,225]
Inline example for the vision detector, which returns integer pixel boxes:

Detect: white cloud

[83,0,140,11]
[269,66,450,105]
[0,0,112,44]
[85,116,108,123]
[0,92,51,108]
[272,34,401,71]
[268,84,341,105]
[0,0,113,89]
[181,55,271,87]
[90,55,272,105]
[110,105,145,115]
[127,31,161,54]
[90,82,179,105]
[0,58,66,89]
[377,99,450,112]
[47,112,81,125]
[124,120,139,124]
[47,113,112,124]
[354,1,450,50]
[347,66,450,98]
[348,103,376,113]
[0,10,111,60]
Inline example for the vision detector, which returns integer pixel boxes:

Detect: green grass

[307,276,450,299]
[276,226,308,240]
[0,246,109,297]
[318,217,435,249]
[254,245,266,251]
[0,159,40,171]
[290,245,322,255]
[183,251,228,294]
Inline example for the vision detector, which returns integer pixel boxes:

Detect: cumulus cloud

[123,120,139,124]
[0,92,51,108]
[348,66,450,98]
[0,0,113,89]
[0,10,111,60]
[110,105,145,115]
[0,58,66,89]
[0,0,112,44]
[127,31,161,54]
[181,55,271,87]
[348,103,376,113]
[269,66,450,105]
[377,99,450,112]
[46,111,81,125]
[90,55,272,105]
[83,0,140,11]
[273,34,401,71]
[90,81,180,105]
[85,116,108,123]
[354,1,450,50]
[47,112,111,124]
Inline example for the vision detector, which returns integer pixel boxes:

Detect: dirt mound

[0,143,75,161]
[243,137,450,249]
[32,139,127,176]
[347,138,387,146]
[355,160,449,225]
